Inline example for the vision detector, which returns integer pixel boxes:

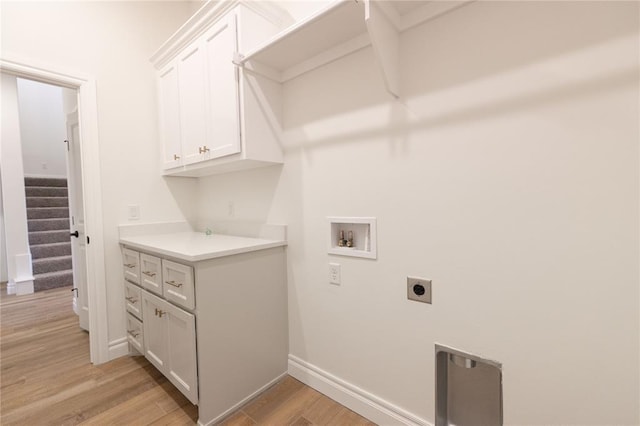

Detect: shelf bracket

[364,0,400,99]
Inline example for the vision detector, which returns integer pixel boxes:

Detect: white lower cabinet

[121,242,287,425]
[141,289,198,405]
[126,313,144,354]
[140,253,163,295]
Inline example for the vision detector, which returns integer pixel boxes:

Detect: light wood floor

[0,285,375,426]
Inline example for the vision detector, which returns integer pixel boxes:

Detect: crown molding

[150,0,291,70]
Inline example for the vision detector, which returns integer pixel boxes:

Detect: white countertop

[119,232,286,262]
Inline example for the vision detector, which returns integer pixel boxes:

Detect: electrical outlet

[128,205,140,220]
[407,277,432,304]
[329,263,341,285]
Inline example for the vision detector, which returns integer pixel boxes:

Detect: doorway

[0,57,108,364]
[1,76,89,329]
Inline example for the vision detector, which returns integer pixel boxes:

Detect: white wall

[196,1,639,424]
[1,74,34,294]
[1,1,198,351]
[0,172,7,283]
[17,78,68,178]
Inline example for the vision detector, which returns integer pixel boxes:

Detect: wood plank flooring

[0,285,375,426]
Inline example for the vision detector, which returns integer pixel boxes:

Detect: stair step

[28,218,70,232]
[31,242,71,259]
[32,255,73,274]
[26,197,69,208]
[24,177,68,188]
[25,186,68,197]
[29,230,70,245]
[33,270,73,292]
[27,207,69,220]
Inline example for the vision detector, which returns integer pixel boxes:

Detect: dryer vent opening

[436,344,503,426]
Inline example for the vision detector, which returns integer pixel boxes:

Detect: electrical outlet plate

[329,263,341,285]
[128,205,140,220]
[407,277,432,304]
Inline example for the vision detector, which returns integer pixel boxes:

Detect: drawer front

[140,253,163,295]
[126,313,144,354]
[124,281,142,320]
[162,259,195,310]
[122,248,141,284]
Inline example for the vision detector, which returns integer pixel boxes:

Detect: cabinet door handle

[125,296,137,303]
[142,271,156,277]
[198,146,210,154]
[165,280,183,288]
[173,154,180,160]
[124,263,136,269]
[127,330,139,338]
[155,308,165,317]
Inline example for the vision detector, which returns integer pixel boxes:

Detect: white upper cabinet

[152,1,290,177]
[158,63,181,169]
[203,13,241,160]
[177,40,209,166]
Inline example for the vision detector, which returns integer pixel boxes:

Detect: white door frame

[0,56,109,364]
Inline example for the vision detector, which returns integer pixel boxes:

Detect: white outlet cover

[329,263,341,285]
[128,205,140,220]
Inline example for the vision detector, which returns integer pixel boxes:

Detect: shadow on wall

[281,1,638,155]
[193,165,285,230]
[163,176,199,227]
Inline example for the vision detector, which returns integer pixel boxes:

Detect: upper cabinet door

[158,62,182,170]
[204,12,241,159]
[178,40,209,165]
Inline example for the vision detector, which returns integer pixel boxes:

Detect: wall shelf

[236,0,472,98]
[328,217,377,259]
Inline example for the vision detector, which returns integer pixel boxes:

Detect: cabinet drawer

[162,259,195,310]
[122,247,141,284]
[124,281,142,320]
[126,313,144,354]
[140,253,163,295]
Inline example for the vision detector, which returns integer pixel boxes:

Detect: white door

[158,62,182,169]
[203,12,241,159]
[66,111,89,331]
[141,290,169,372]
[166,302,198,404]
[178,40,209,165]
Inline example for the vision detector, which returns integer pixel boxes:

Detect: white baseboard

[15,278,34,295]
[6,281,16,295]
[108,337,129,360]
[198,372,288,426]
[288,355,430,426]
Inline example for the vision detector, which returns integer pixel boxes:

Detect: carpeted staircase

[25,177,74,292]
